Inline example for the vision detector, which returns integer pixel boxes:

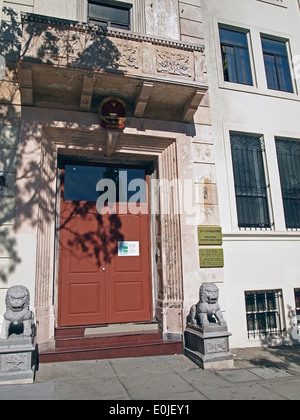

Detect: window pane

[262,37,288,56]
[257,313,267,331]
[222,46,237,83]
[246,314,256,332]
[89,3,129,24]
[267,292,276,311]
[64,165,146,203]
[262,37,293,93]
[276,139,300,228]
[219,27,253,86]
[246,293,255,313]
[267,312,277,330]
[256,293,266,312]
[263,54,279,90]
[220,28,249,48]
[88,1,130,29]
[231,134,271,228]
[275,55,293,93]
[235,47,253,85]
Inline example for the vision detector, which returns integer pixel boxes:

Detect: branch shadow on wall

[0,7,126,283]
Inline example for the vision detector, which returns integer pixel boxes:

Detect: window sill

[223,230,300,240]
[218,81,300,101]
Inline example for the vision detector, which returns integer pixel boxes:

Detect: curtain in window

[230,133,271,229]
[276,139,300,229]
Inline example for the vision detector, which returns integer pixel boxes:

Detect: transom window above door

[63,164,147,203]
[88,0,132,30]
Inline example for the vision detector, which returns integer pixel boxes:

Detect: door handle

[102,267,106,271]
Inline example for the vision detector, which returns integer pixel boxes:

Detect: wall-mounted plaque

[198,226,223,246]
[199,249,224,268]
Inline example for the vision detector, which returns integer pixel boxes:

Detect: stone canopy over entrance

[19,13,208,122]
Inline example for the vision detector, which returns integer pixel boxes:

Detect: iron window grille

[230,133,272,230]
[276,138,300,230]
[219,26,253,86]
[88,0,132,30]
[245,290,284,339]
[261,36,294,93]
[294,289,300,329]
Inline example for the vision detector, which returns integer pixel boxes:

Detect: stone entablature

[20,13,207,85]
[18,13,208,121]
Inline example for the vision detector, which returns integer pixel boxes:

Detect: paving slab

[55,377,130,401]
[216,368,263,383]
[200,382,287,400]
[118,371,197,400]
[261,378,300,400]
[248,367,294,380]
[177,369,232,391]
[36,359,116,383]
[0,382,56,400]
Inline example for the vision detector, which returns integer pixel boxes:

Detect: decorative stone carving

[0,286,36,384]
[116,42,140,69]
[156,49,192,77]
[187,282,227,330]
[185,283,234,370]
[0,286,35,340]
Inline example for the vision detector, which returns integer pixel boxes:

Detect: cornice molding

[21,12,205,53]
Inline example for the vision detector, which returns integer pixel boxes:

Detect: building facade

[0,0,299,355]
[202,0,300,348]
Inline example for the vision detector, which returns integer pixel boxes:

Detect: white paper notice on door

[118,241,140,257]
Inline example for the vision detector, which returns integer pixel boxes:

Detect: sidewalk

[1,346,300,400]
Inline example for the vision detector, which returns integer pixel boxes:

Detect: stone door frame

[33,124,184,346]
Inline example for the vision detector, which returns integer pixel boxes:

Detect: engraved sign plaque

[198,226,223,246]
[199,249,224,268]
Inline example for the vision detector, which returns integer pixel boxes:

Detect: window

[245,290,284,338]
[88,0,131,30]
[294,289,300,327]
[261,37,293,93]
[276,138,300,229]
[230,133,271,229]
[63,164,146,203]
[219,27,253,86]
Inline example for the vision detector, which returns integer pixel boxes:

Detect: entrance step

[84,321,160,336]
[38,324,183,363]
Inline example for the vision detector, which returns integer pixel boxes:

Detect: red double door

[58,164,152,327]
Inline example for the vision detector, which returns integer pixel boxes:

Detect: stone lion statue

[187,282,227,329]
[0,286,35,340]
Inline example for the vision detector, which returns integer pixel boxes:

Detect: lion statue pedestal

[184,283,234,370]
[0,286,37,385]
